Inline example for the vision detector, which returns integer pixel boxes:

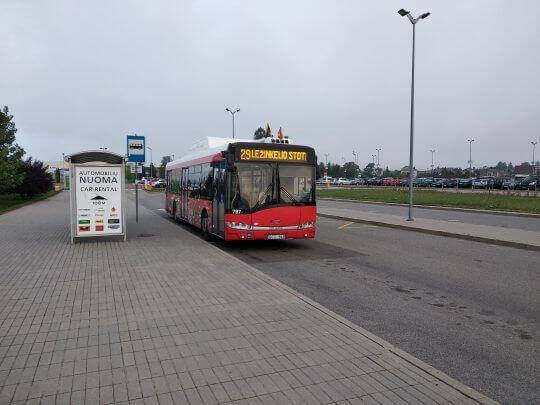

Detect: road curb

[138,196,498,404]
[318,197,540,218]
[318,213,540,252]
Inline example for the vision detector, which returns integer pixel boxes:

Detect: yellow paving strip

[338,221,354,230]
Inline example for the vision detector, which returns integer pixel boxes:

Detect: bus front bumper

[225,227,316,241]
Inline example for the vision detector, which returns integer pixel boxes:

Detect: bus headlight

[225,222,252,230]
[298,221,315,229]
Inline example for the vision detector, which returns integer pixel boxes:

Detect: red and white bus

[165,138,317,240]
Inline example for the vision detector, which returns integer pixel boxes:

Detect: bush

[15,158,54,199]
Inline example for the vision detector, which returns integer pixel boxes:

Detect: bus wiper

[279,186,299,205]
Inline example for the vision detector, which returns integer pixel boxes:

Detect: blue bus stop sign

[127,135,145,163]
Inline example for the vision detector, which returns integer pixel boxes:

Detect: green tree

[253,127,265,140]
[363,163,375,178]
[316,162,326,179]
[0,106,25,193]
[125,165,135,183]
[161,155,172,167]
[342,161,359,178]
[15,158,53,198]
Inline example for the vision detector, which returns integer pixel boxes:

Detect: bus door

[181,167,188,218]
[212,162,226,237]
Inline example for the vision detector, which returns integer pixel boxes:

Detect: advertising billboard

[75,166,123,236]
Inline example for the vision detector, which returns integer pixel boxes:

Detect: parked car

[416,178,433,187]
[472,177,495,189]
[432,178,446,188]
[366,177,382,186]
[458,178,472,188]
[335,178,352,185]
[152,179,166,188]
[502,178,517,190]
[493,178,503,189]
[443,178,458,188]
[515,175,538,190]
[399,179,408,187]
[351,178,365,185]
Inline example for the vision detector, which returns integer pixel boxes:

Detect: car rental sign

[75,166,123,236]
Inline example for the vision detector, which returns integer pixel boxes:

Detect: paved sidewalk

[0,192,496,404]
[318,206,540,251]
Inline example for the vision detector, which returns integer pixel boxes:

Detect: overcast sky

[2,0,539,170]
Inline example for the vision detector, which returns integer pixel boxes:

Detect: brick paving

[0,192,495,404]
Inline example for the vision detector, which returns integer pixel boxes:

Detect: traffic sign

[127,135,145,163]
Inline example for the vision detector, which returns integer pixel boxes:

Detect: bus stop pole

[135,164,139,222]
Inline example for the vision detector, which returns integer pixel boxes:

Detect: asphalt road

[135,191,539,404]
[318,199,540,232]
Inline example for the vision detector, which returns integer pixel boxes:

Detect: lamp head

[398,9,409,17]
[225,108,230,112]
[420,12,431,19]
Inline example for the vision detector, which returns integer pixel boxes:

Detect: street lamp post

[467,139,474,176]
[225,108,240,139]
[532,141,538,173]
[352,150,357,165]
[376,148,381,176]
[429,149,435,178]
[398,8,430,221]
[146,146,153,177]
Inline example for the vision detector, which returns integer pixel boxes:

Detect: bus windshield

[231,163,314,212]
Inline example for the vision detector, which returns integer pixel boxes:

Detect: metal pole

[430,149,435,178]
[232,113,235,139]
[532,141,537,172]
[135,164,139,223]
[407,23,416,221]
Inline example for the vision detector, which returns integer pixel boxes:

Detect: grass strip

[0,190,61,215]
[317,188,540,214]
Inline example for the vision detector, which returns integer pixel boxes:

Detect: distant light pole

[225,108,240,139]
[324,153,329,168]
[398,8,430,221]
[146,146,153,177]
[352,150,358,165]
[376,148,381,175]
[467,139,474,176]
[371,154,376,165]
[532,141,538,173]
[429,149,435,177]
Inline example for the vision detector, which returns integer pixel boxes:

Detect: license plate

[267,234,285,240]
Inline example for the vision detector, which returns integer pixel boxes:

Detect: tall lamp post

[376,148,381,176]
[352,150,358,165]
[429,149,435,177]
[225,108,240,139]
[532,141,538,173]
[146,146,153,177]
[398,8,430,221]
[467,139,474,176]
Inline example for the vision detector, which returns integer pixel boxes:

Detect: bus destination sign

[239,148,308,162]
